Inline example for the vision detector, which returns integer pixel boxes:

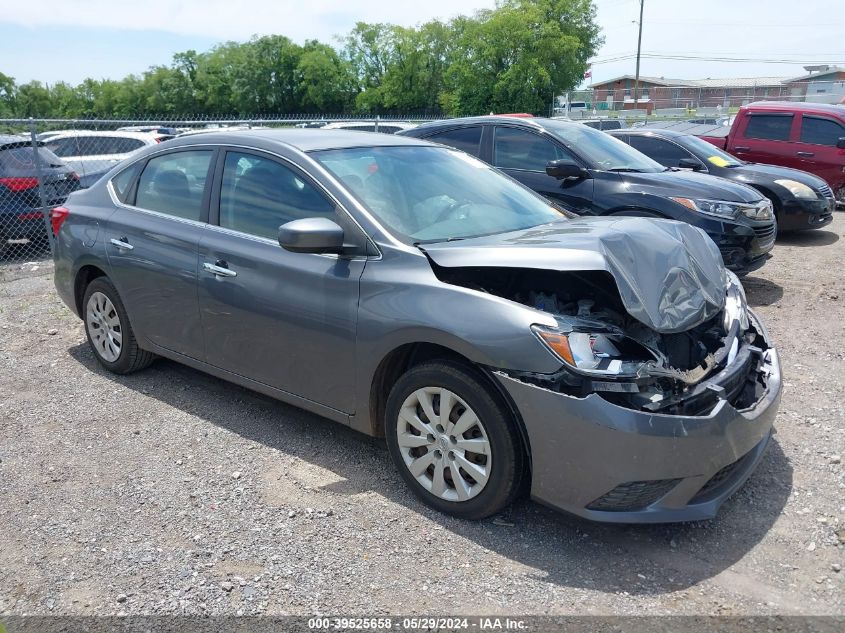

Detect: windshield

[312,146,565,243]
[544,120,665,173]
[680,134,744,167]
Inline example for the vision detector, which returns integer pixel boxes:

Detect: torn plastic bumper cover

[494,311,782,523]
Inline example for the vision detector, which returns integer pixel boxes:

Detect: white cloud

[1,0,496,42]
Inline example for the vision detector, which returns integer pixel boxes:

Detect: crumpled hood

[421,216,727,334]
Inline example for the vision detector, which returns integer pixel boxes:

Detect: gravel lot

[1,215,844,618]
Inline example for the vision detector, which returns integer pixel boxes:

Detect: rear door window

[218,151,336,240]
[744,114,793,141]
[134,150,213,221]
[45,137,80,158]
[800,116,845,146]
[493,127,568,171]
[0,144,64,172]
[424,127,483,156]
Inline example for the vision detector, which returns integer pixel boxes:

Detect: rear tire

[82,277,155,374]
[385,361,524,520]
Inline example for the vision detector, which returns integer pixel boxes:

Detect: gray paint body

[53,129,782,523]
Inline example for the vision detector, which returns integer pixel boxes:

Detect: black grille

[691,449,755,503]
[752,223,776,248]
[587,479,681,512]
[818,183,834,200]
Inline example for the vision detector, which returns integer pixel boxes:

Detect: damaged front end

[434,262,768,417]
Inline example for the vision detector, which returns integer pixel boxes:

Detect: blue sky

[0,0,842,87]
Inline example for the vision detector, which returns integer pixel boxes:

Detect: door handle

[203,261,237,278]
[796,151,815,157]
[109,237,133,251]
[734,146,750,152]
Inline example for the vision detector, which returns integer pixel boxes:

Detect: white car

[320,121,417,134]
[43,131,164,187]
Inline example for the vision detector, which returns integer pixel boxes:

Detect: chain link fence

[560,82,845,120]
[2,102,843,281]
[0,115,440,283]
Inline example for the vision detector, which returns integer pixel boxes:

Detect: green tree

[445,0,602,115]
[297,41,356,112]
[0,72,15,117]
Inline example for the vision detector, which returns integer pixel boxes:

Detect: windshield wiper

[607,167,643,173]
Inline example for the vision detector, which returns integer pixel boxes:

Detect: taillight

[0,176,39,192]
[50,207,70,236]
[155,138,162,143]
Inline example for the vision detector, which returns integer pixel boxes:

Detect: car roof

[321,121,416,130]
[610,128,688,138]
[163,128,433,152]
[0,134,31,146]
[744,101,845,116]
[412,116,564,132]
[44,130,161,140]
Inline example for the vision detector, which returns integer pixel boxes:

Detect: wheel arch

[366,342,532,473]
[73,264,109,316]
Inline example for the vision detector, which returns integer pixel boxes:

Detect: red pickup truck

[698,102,845,205]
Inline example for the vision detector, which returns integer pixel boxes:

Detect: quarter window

[493,127,568,171]
[112,137,146,153]
[425,127,483,156]
[111,162,142,202]
[800,116,845,146]
[219,151,336,240]
[135,151,213,221]
[744,114,793,141]
[628,136,692,167]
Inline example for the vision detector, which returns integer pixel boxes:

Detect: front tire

[82,277,154,374]
[385,361,524,520]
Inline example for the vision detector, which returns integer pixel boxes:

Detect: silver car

[44,131,164,188]
[52,130,782,522]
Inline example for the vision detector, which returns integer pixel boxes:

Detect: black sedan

[609,128,835,232]
[399,117,777,275]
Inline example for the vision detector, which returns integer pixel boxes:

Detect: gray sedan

[52,130,782,522]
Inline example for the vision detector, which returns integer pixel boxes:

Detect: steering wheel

[433,198,472,223]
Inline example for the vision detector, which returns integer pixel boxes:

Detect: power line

[591,53,845,65]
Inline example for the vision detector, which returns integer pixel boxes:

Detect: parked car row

[52,127,783,524]
[688,101,844,206]
[399,116,779,274]
[608,128,835,231]
[0,135,80,250]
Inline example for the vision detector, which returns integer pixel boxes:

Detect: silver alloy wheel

[396,387,492,502]
[86,291,123,362]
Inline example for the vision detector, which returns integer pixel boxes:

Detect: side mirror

[678,157,705,171]
[837,137,845,149]
[546,159,590,180]
[278,217,345,254]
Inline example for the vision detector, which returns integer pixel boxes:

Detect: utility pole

[633,0,644,107]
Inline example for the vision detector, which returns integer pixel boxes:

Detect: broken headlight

[532,326,623,374]
[723,270,749,333]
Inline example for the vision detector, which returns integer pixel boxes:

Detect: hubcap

[396,387,491,502]
[86,291,122,362]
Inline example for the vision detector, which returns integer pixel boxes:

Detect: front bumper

[777,197,834,232]
[711,218,776,275]
[496,332,782,523]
